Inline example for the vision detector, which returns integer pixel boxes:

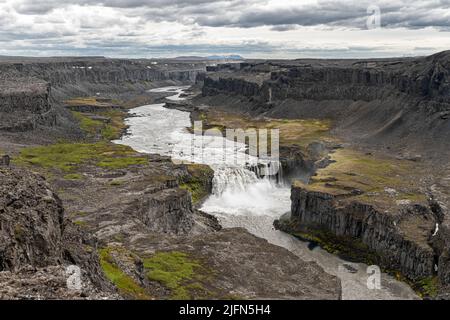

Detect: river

[114,86,419,300]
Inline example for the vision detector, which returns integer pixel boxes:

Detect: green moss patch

[73,220,87,227]
[179,164,213,205]
[65,97,103,107]
[305,148,427,209]
[72,110,127,141]
[143,251,212,300]
[72,112,103,137]
[196,109,333,149]
[100,110,128,140]
[415,276,439,298]
[14,142,147,172]
[63,173,84,180]
[179,181,204,204]
[99,247,151,300]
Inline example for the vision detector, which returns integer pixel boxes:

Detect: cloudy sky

[0,0,449,58]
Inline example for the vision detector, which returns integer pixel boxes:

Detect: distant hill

[174,55,244,61]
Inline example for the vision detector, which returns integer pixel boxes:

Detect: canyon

[198,51,450,298]
[0,56,340,299]
[0,51,449,299]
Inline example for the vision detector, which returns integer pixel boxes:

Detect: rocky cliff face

[201,51,450,159]
[203,51,449,102]
[0,78,55,132]
[0,57,205,100]
[0,57,206,137]
[0,57,343,300]
[49,151,340,300]
[0,167,64,270]
[275,183,438,282]
[131,183,197,234]
[0,167,116,299]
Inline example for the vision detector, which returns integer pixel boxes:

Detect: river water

[114,86,419,300]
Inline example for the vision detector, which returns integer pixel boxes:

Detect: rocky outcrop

[203,76,263,97]
[0,155,10,166]
[0,78,56,132]
[0,167,116,298]
[0,167,64,270]
[203,51,449,102]
[275,183,439,283]
[172,227,342,300]
[0,265,119,300]
[132,188,195,235]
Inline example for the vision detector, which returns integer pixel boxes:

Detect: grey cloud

[270,25,298,32]
[12,0,450,30]
[193,1,449,30]
[13,0,231,14]
[2,0,448,59]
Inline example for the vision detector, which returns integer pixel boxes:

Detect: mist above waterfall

[203,178,290,217]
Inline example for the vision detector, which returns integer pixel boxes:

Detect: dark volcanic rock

[275,183,438,282]
[131,187,195,235]
[201,51,450,296]
[0,167,64,271]
[53,153,340,299]
[0,167,116,298]
[0,265,119,300]
[0,78,55,132]
[0,57,206,101]
[182,227,342,300]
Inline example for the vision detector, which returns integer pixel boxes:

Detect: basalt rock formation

[0,78,55,132]
[0,167,116,299]
[0,167,64,270]
[201,51,450,160]
[0,55,343,300]
[0,57,206,99]
[275,183,437,281]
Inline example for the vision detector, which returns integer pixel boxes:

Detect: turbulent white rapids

[114,86,419,300]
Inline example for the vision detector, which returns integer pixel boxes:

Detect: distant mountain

[206,55,244,60]
[174,55,244,61]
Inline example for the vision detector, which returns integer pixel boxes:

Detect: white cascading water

[212,167,260,195]
[114,86,419,300]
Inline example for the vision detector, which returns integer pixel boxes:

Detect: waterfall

[248,160,285,185]
[211,160,284,196]
[211,166,259,195]
[203,163,288,217]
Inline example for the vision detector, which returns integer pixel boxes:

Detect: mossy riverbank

[193,109,334,150]
[13,96,147,177]
[304,148,428,209]
[14,142,148,172]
